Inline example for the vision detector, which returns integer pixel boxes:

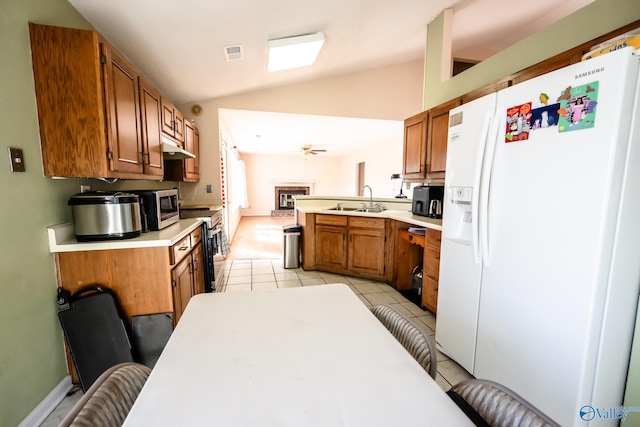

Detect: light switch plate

[8,147,25,172]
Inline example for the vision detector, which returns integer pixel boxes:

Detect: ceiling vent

[224,45,243,62]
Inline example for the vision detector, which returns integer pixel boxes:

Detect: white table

[123,284,472,426]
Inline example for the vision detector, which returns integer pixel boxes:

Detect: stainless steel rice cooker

[68,191,142,241]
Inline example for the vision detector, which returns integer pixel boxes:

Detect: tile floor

[40,216,473,425]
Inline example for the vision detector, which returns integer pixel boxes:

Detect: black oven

[200,210,222,292]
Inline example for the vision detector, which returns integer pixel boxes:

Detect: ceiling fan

[301,144,327,156]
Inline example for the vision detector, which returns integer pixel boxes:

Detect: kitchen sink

[326,206,359,211]
[356,207,385,213]
[325,206,385,213]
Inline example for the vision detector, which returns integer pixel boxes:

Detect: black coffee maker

[411,185,444,218]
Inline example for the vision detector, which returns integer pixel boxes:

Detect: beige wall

[240,154,343,216]
[424,0,640,108]
[0,2,96,425]
[239,127,405,217]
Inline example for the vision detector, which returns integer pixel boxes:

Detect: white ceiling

[219,109,404,156]
[68,0,593,156]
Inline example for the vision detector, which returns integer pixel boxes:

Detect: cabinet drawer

[422,276,438,313]
[399,230,426,248]
[348,217,384,229]
[425,229,442,248]
[190,226,202,246]
[171,234,192,266]
[316,214,348,226]
[424,246,440,280]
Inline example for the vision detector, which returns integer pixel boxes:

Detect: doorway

[356,162,365,196]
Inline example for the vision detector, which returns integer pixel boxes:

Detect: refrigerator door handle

[471,111,493,264]
[480,108,503,267]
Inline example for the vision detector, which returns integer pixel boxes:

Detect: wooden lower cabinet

[421,229,442,312]
[55,228,204,327]
[313,214,387,281]
[55,226,204,382]
[347,218,386,277]
[315,225,347,270]
[394,225,442,313]
[172,242,205,323]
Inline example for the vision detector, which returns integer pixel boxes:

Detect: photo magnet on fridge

[530,103,560,131]
[505,102,532,143]
[557,81,599,132]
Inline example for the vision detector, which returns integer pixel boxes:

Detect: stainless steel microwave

[132,189,179,231]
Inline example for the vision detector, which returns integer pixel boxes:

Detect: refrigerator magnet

[505,102,532,143]
[557,81,599,132]
[530,103,560,131]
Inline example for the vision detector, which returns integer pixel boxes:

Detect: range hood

[162,135,195,159]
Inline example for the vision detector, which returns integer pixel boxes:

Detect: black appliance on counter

[411,185,444,219]
[132,189,180,231]
[180,206,223,292]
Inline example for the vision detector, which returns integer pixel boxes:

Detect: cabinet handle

[178,244,189,251]
[143,152,150,165]
[192,259,198,271]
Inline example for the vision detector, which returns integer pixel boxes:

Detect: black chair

[370,304,437,378]
[59,362,151,427]
[447,378,561,427]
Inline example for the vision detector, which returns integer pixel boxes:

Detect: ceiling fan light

[268,32,325,72]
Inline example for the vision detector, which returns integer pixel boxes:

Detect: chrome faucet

[361,185,374,208]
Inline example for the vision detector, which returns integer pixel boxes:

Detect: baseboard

[19,375,72,427]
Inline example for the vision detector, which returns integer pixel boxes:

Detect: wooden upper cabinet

[402,111,428,180]
[426,98,461,181]
[164,120,200,182]
[138,76,164,176]
[28,23,162,180]
[184,120,199,181]
[102,44,143,174]
[161,98,185,144]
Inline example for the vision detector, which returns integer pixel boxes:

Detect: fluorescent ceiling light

[268,32,325,72]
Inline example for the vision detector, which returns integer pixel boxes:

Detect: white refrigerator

[436,47,640,427]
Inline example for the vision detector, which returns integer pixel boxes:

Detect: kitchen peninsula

[296,195,442,311]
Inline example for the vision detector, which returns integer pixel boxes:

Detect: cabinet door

[421,229,442,313]
[426,99,461,181]
[402,111,428,180]
[193,127,200,177]
[161,97,175,137]
[174,109,185,143]
[348,227,385,278]
[421,276,438,313]
[315,225,347,270]
[139,76,164,176]
[102,44,143,174]
[191,243,205,295]
[172,255,194,324]
[184,120,199,181]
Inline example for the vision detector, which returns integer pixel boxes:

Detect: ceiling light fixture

[268,32,325,72]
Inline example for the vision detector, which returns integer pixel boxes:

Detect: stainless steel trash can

[283,224,302,269]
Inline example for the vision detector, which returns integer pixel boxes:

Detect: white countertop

[295,196,442,231]
[123,285,472,427]
[47,219,202,253]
